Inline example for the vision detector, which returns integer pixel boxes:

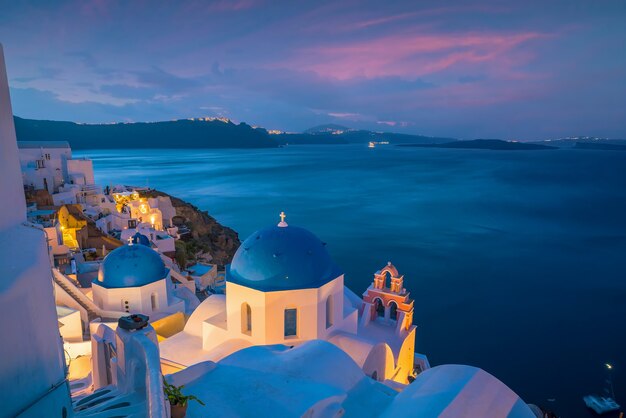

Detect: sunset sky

[1,0,625,139]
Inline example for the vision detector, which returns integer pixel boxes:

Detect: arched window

[383,271,391,289]
[389,301,398,321]
[284,308,297,337]
[375,298,385,318]
[325,295,333,329]
[151,293,158,311]
[241,303,252,335]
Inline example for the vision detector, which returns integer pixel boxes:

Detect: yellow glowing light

[60,226,65,231]
[139,204,148,214]
[606,363,613,370]
[150,215,156,225]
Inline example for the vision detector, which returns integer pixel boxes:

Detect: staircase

[52,269,99,324]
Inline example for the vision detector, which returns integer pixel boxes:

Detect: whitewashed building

[18,141,97,205]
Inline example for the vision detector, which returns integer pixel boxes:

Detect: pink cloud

[328,112,362,119]
[377,120,413,127]
[279,31,545,80]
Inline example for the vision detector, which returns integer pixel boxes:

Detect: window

[36,159,45,169]
[241,303,252,335]
[325,295,333,329]
[383,271,391,288]
[375,298,385,318]
[284,308,297,337]
[389,301,398,321]
[151,293,158,311]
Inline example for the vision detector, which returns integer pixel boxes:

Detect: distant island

[398,139,557,151]
[14,116,278,149]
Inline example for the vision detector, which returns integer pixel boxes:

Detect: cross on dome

[127,236,134,246]
[278,211,288,227]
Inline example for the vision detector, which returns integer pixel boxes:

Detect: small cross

[279,211,286,223]
[127,236,134,246]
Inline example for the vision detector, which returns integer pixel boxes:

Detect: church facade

[159,214,423,384]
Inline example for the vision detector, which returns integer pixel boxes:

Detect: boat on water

[583,363,621,415]
[583,395,620,415]
[368,140,390,148]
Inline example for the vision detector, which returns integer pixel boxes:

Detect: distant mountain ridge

[14,116,277,149]
[15,115,625,150]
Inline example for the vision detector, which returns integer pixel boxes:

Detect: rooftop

[227,219,342,292]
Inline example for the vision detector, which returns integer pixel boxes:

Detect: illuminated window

[284,308,297,337]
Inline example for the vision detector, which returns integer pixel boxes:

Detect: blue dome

[95,244,167,288]
[227,224,342,292]
[131,232,151,247]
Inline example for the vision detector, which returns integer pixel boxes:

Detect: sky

[1,0,625,140]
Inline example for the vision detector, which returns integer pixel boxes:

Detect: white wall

[67,158,95,185]
[93,279,169,314]
[58,308,83,342]
[213,277,345,350]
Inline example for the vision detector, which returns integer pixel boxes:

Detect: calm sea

[76,144,626,417]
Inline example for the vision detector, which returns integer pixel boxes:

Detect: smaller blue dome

[96,244,166,288]
[131,232,151,247]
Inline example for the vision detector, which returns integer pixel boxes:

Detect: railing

[52,268,126,321]
[14,378,69,417]
[134,332,167,417]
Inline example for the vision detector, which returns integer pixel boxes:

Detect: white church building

[160,214,424,384]
[91,241,186,317]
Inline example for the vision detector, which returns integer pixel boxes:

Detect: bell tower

[362,262,414,331]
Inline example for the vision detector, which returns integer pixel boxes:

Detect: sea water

[76,144,626,417]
